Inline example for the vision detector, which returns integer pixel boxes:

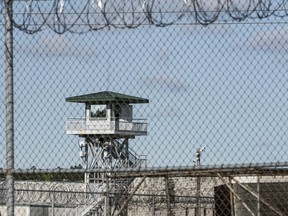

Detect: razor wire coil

[1,0,288,33]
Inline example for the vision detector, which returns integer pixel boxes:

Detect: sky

[1,12,288,169]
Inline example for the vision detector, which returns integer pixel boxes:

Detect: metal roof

[66,91,149,104]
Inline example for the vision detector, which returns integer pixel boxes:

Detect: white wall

[0,206,30,216]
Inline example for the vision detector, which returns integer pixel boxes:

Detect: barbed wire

[14,181,101,205]
[1,0,288,34]
[11,179,215,207]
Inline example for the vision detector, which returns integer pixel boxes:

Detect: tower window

[91,105,106,118]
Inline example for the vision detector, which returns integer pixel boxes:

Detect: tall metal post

[51,191,55,216]
[257,174,260,216]
[4,1,14,216]
[165,177,171,216]
[84,139,89,195]
[152,196,156,216]
[195,147,205,216]
[229,177,235,216]
[104,175,111,216]
[196,159,201,216]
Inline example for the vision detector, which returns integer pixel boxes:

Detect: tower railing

[66,117,148,134]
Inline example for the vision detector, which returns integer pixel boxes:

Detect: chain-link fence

[1,0,288,215]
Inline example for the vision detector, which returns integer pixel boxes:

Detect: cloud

[37,34,73,53]
[33,34,97,56]
[144,73,189,93]
[245,28,288,51]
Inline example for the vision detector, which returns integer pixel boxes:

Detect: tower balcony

[66,118,147,136]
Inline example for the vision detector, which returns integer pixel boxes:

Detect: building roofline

[66,91,149,104]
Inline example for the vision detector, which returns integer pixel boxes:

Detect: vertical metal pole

[165,177,171,216]
[105,175,111,216]
[125,138,129,166]
[4,1,14,216]
[84,139,89,169]
[84,139,89,194]
[229,177,235,216]
[257,174,260,216]
[194,148,205,216]
[195,148,201,216]
[52,191,55,216]
[196,168,201,216]
[152,196,155,216]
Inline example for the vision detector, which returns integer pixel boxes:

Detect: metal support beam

[196,175,201,216]
[232,177,284,216]
[4,1,14,216]
[115,177,146,216]
[217,173,255,216]
[229,177,235,216]
[105,175,111,216]
[257,174,260,216]
[125,138,129,164]
[165,177,171,216]
[194,147,204,216]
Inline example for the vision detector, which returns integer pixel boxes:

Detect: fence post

[195,147,205,216]
[165,177,171,216]
[104,175,111,216]
[4,0,15,216]
[257,174,260,216]
[152,196,156,216]
[52,191,55,216]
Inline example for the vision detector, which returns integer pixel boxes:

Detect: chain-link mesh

[1,1,288,215]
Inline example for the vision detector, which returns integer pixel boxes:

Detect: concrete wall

[1,206,31,216]
[0,206,74,216]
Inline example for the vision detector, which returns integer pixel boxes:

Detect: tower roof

[66,91,149,104]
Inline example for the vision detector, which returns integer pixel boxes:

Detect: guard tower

[66,91,149,182]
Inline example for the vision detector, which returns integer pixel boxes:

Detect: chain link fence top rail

[1,0,288,171]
